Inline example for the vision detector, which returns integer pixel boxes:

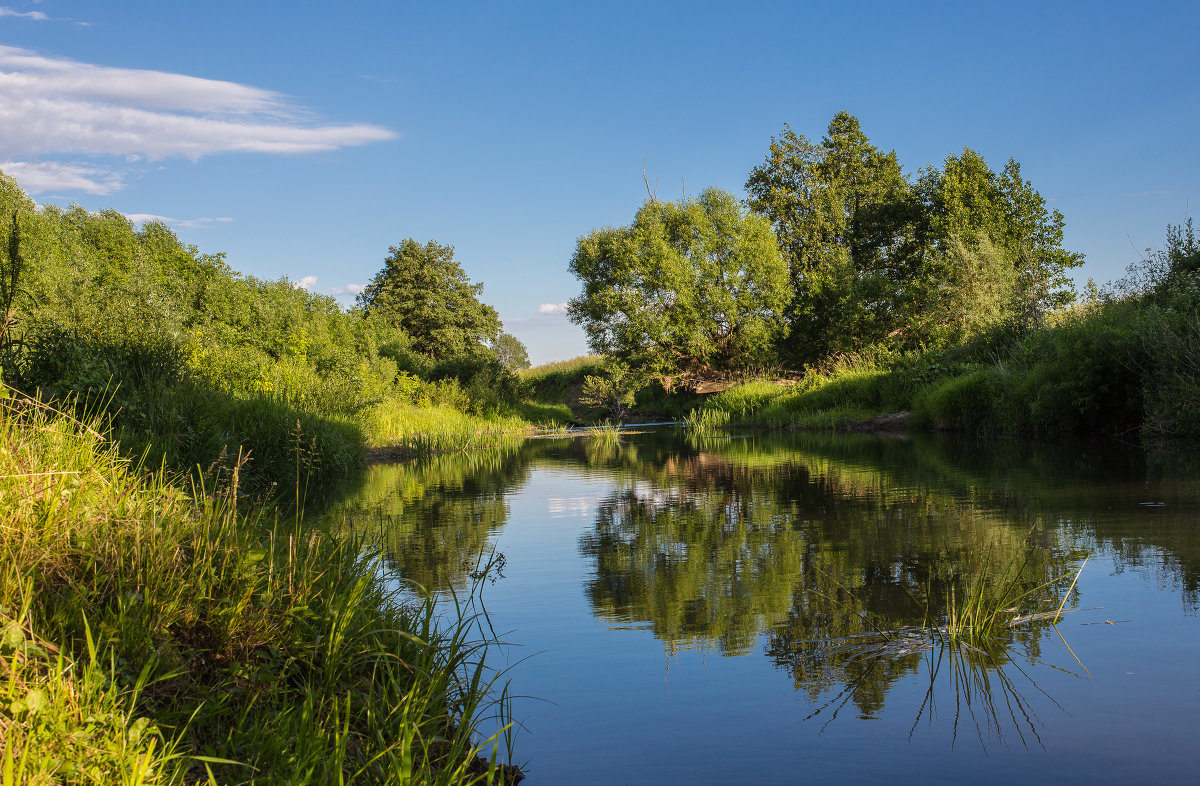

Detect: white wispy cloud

[330,283,365,296]
[0,160,122,194]
[0,45,396,194]
[124,213,234,229]
[538,302,569,315]
[293,275,318,290]
[0,6,87,25]
[1130,190,1170,198]
[0,7,49,21]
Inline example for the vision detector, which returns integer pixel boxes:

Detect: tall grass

[586,420,623,442]
[364,399,531,455]
[686,359,919,431]
[682,407,731,434]
[0,391,520,783]
[518,355,604,408]
[518,354,604,384]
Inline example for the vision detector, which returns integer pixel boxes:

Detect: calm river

[322,429,1200,783]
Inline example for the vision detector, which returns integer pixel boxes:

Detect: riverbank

[678,279,1200,443]
[0,391,522,783]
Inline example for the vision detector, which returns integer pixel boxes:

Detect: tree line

[0,171,531,489]
[567,111,1083,378]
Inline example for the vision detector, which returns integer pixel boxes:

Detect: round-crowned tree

[357,238,501,359]
[567,187,789,376]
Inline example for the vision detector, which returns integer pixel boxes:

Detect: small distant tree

[358,239,501,359]
[578,361,642,421]
[492,331,530,370]
[567,187,789,377]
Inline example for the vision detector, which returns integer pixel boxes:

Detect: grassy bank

[0,392,519,783]
[0,169,539,783]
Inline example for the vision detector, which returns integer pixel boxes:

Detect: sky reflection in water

[323,430,1200,784]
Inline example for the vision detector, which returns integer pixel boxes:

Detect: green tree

[746,112,917,363]
[358,239,501,359]
[914,150,1082,331]
[748,116,1084,360]
[578,361,643,421]
[916,232,1017,345]
[491,331,530,370]
[567,187,789,377]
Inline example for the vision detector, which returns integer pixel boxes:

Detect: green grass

[518,354,604,383]
[915,545,1089,646]
[512,399,574,427]
[686,362,907,432]
[682,407,731,434]
[0,391,520,784]
[363,398,532,455]
[519,355,604,406]
[586,420,622,442]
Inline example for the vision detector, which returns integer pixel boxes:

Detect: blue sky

[1,1,1195,364]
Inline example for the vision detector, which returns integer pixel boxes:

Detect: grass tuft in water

[587,420,623,442]
[683,407,730,434]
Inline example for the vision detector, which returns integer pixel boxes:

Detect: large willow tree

[567,187,789,376]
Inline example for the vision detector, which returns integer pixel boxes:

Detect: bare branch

[643,159,658,202]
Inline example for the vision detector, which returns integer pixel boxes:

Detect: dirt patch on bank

[841,411,912,434]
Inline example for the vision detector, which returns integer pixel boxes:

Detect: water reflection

[324,446,534,591]
[323,429,1200,755]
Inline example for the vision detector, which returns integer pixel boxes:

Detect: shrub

[912,368,1002,431]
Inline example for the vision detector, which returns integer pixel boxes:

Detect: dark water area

[321,430,1200,784]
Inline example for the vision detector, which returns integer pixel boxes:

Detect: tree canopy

[357,238,501,359]
[746,112,916,361]
[746,112,1083,363]
[567,187,789,376]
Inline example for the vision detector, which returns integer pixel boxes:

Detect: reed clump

[0,392,519,784]
[682,407,730,434]
[364,399,530,456]
[586,420,623,442]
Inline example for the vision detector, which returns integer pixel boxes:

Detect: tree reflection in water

[579,435,1088,741]
[324,446,533,593]
[322,428,1200,749]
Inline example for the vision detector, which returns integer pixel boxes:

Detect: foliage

[913,149,1082,331]
[428,352,523,415]
[746,113,917,361]
[0,171,552,490]
[568,188,789,376]
[363,399,529,455]
[681,223,1200,442]
[492,331,530,370]
[1115,217,1200,300]
[916,232,1017,345]
[519,354,604,415]
[358,238,501,360]
[578,361,643,421]
[746,113,1082,363]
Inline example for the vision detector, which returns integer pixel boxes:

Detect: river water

[322,429,1200,784]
